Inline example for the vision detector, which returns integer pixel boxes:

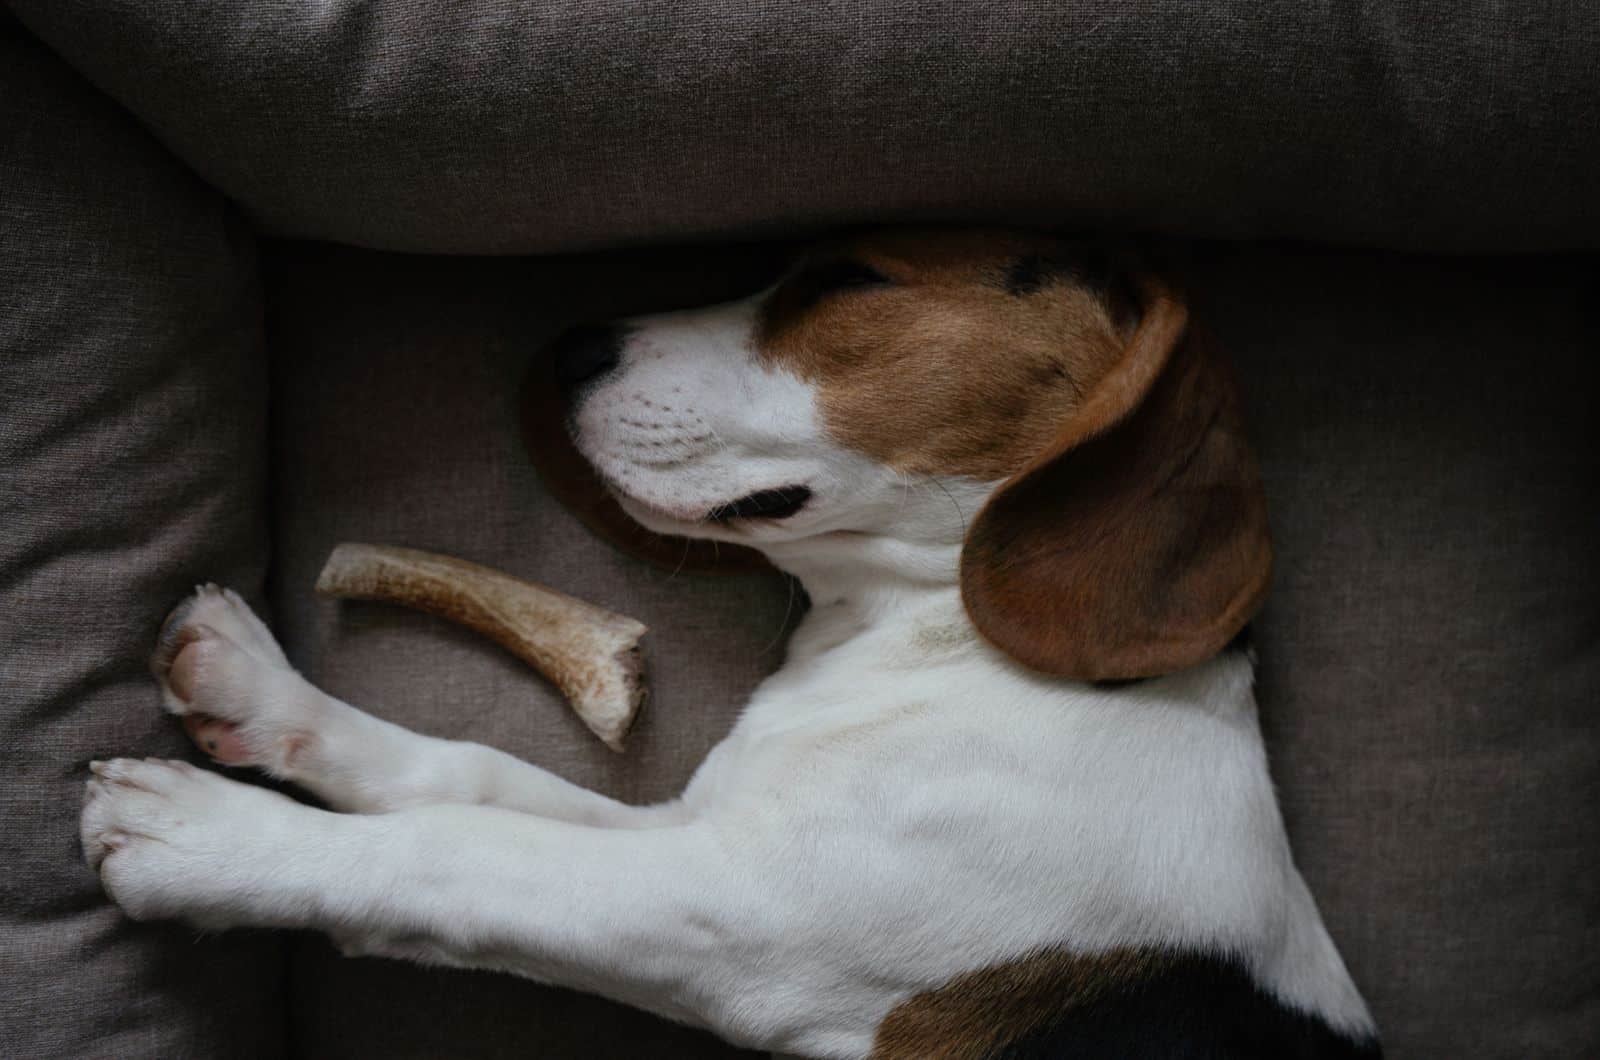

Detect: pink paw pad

[182,714,252,765]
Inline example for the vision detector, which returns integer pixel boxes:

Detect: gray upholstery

[261,241,1599,1059]
[11,1,1600,255]
[1207,248,1599,1058]
[265,243,788,1058]
[2,4,1597,1058]
[0,17,284,1060]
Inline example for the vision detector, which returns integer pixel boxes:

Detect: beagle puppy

[81,229,1381,1059]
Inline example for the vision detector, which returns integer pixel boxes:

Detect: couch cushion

[264,242,793,1058]
[12,2,1599,256]
[265,238,1596,1058]
[0,16,285,1060]
[1205,246,1599,1058]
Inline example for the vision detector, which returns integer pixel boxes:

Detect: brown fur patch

[959,277,1273,680]
[758,229,1270,680]
[870,947,1175,1060]
[759,229,1133,479]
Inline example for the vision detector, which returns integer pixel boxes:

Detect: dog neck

[760,532,967,648]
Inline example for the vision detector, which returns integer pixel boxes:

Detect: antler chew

[315,543,647,752]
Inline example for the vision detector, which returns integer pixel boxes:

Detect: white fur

[82,293,1376,1058]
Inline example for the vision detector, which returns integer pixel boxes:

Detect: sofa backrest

[12,1,1599,255]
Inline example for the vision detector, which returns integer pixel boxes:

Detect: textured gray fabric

[1210,247,1599,1059]
[264,243,790,1058]
[0,17,285,1060]
[265,239,1597,1057]
[11,2,1599,256]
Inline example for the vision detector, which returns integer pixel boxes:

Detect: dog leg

[82,760,749,1033]
[150,585,676,825]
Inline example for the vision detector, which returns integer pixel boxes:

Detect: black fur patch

[995,250,1116,298]
[1000,253,1065,296]
[1000,953,1382,1060]
[1088,674,1149,690]
[1227,622,1255,658]
[992,248,1140,332]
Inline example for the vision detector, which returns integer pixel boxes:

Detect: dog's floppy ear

[519,353,770,575]
[959,274,1271,680]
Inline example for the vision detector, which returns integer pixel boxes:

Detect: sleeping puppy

[81,228,1382,1058]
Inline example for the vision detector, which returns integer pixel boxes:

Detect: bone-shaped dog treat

[314,543,647,752]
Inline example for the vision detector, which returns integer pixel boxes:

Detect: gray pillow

[0,18,283,1059]
[11,2,1598,255]
[262,238,1599,1058]
[263,242,789,1059]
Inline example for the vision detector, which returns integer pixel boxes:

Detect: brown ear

[518,351,771,575]
[959,274,1271,680]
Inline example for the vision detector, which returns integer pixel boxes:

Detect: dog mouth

[707,486,813,524]
[607,480,814,528]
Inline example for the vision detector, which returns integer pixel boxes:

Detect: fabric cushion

[264,237,1597,1057]
[264,242,794,1058]
[11,2,1599,256]
[1208,247,1599,1059]
[0,16,285,1059]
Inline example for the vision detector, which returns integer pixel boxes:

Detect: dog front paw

[151,585,321,775]
[80,758,304,930]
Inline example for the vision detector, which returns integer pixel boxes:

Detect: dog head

[539,228,1271,681]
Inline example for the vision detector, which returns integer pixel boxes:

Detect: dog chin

[612,491,712,532]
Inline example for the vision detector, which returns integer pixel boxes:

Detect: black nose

[548,323,624,389]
